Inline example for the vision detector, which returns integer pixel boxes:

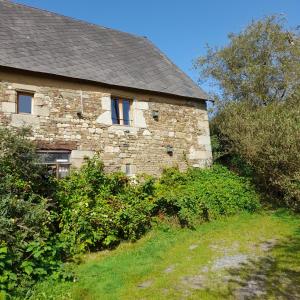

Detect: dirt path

[138,239,300,300]
[175,239,278,299]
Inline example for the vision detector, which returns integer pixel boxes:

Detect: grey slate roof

[0,0,207,100]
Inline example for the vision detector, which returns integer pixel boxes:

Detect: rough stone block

[143,129,151,136]
[101,95,111,110]
[134,109,147,128]
[70,150,95,168]
[136,100,149,110]
[11,114,39,127]
[1,102,16,113]
[96,111,112,125]
[34,105,50,117]
[197,135,211,145]
[11,83,37,92]
[104,145,120,153]
[189,146,210,160]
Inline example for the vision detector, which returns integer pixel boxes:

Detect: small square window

[111,97,132,125]
[17,92,33,114]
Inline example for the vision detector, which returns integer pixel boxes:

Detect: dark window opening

[37,150,71,178]
[111,98,120,124]
[111,97,132,125]
[17,92,33,114]
[123,99,131,125]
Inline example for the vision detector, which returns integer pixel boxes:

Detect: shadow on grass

[225,227,300,299]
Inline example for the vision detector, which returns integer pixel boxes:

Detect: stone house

[0,0,212,177]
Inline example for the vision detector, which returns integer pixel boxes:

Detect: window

[125,163,131,176]
[17,92,33,114]
[37,150,71,178]
[111,97,132,125]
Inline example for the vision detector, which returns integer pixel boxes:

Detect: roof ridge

[9,0,145,40]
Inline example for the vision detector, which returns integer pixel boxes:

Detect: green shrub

[0,128,65,296]
[56,156,155,257]
[211,95,300,210]
[156,165,260,227]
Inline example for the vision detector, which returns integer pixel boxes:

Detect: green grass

[30,210,300,300]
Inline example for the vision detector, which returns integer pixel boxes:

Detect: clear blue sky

[16,0,300,93]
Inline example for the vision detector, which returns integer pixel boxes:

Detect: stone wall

[0,69,212,175]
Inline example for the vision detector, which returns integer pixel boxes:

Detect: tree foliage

[195,16,300,209]
[196,16,300,106]
[211,92,300,209]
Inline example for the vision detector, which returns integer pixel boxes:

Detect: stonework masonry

[0,69,212,175]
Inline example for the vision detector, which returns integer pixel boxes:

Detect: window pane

[123,99,130,125]
[37,151,70,179]
[58,165,70,178]
[111,98,120,124]
[18,94,32,114]
[37,151,70,164]
[125,164,131,175]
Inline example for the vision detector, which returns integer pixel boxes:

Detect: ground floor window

[37,150,71,178]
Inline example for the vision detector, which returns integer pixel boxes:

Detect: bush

[211,94,300,210]
[56,156,155,257]
[56,158,260,254]
[156,165,260,227]
[0,128,64,296]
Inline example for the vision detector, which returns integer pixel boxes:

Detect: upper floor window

[111,97,132,126]
[17,92,33,114]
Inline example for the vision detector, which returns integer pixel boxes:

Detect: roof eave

[0,65,208,101]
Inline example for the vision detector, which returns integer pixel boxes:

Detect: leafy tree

[195,15,300,106]
[195,16,300,209]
